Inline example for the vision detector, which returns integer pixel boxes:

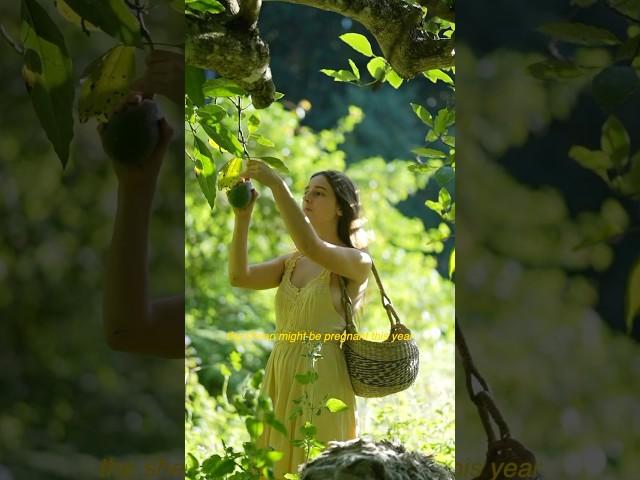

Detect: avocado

[102,99,160,165]
[227,180,253,209]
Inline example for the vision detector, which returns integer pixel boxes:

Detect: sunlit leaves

[21,0,75,167]
[339,33,373,57]
[448,248,455,279]
[367,57,386,80]
[203,78,247,97]
[412,147,446,159]
[426,187,454,221]
[254,156,288,173]
[319,68,358,82]
[411,103,433,126]
[217,157,244,190]
[245,417,264,439]
[348,59,360,80]
[325,398,348,413]
[200,118,244,157]
[78,45,136,123]
[424,69,454,85]
[190,135,217,209]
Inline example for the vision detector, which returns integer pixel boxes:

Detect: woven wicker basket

[339,262,419,398]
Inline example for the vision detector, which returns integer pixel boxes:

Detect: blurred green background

[0,2,184,479]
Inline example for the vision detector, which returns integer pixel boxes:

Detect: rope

[455,319,510,442]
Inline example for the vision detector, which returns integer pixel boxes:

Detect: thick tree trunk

[186,0,454,108]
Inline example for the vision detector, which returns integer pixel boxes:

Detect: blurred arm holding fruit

[100,50,185,359]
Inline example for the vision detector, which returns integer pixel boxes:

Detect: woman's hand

[233,187,260,219]
[240,159,282,189]
[98,94,173,190]
[131,49,184,106]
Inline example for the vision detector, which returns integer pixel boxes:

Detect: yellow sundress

[255,251,357,478]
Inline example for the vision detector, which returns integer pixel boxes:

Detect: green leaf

[539,21,620,46]
[386,68,404,89]
[442,135,455,147]
[568,146,612,180]
[198,103,227,122]
[62,0,141,45]
[593,65,640,110]
[348,59,360,80]
[301,421,317,437]
[21,0,75,168]
[412,147,446,158]
[294,371,319,385]
[339,33,373,57]
[186,453,199,473]
[284,474,300,479]
[367,57,387,80]
[607,0,640,21]
[439,187,452,210]
[424,69,454,85]
[626,259,640,333]
[246,417,264,440]
[434,165,455,187]
[78,45,136,123]
[325,398,348,413]
[274,91,285,100]
[229,350,242,371]
[218,157,245,190]
[528,59,588,81]
[265,412,288,435]
[410,103,433,126]
[601,115,630,167]
[449,248,455,279]
[202,456,236,476]
[54,0,98,31]
[619,151,640,198]
[253,135,275,147]
[319,69,358,82]
[203,78,247,97]
[217,363,231,377]
[266,451,284,463]
[256,156,289,173]
[186,65,206,107]
[185,0,225,14]
[192,136,217,209]
[201,118,244,156]
[433,108,455,136]
[248,114,260,134]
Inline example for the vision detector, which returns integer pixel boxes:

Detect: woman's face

[302,175,341,225]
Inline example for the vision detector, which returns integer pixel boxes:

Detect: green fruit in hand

[102,99,160,165]
[227,180,253,209]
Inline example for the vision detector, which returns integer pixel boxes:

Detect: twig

[125,0,155,50]
[1,24,24,55]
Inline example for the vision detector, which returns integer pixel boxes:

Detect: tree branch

[186,0,454,108]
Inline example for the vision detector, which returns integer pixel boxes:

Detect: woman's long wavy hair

[310,170,368,251]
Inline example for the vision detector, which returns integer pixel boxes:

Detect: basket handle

[339,260,400,331]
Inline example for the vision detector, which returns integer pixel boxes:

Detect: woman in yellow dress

[229,160,372,477]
